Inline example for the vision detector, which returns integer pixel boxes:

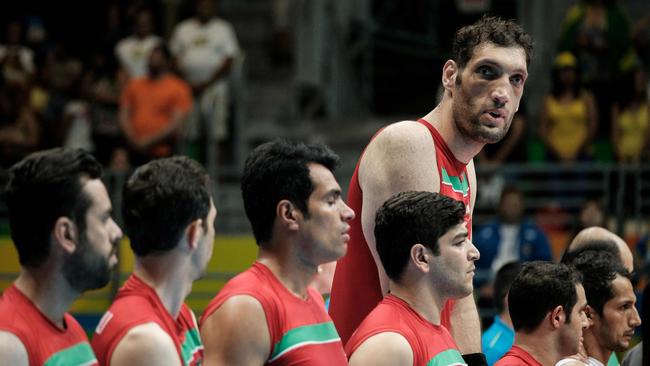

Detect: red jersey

[494,345,543,366]
[329,119,472,343]
[0,284,98,365]
[201,262,347,365]
[345,295,466,366]
[91,275,203,366]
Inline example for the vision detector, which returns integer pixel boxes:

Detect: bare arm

[201,295,270,366]
[538,96,551,147]
[0,331,28,366]
[611,103,622,160]
[358,121,440,294]
[450,160,482,354]
[348,332,413,366]
[109,323,182,366]
[584,91,598,147]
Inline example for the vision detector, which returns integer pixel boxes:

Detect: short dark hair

[123,156,211,256]
[565,249,630,316]
[374,191,465,282]
[241,139,338,245]
[452,15,533,69]
[560,238,620,265]
[5,148,103,266]
[509,261,582,332]
[494,261,523,314]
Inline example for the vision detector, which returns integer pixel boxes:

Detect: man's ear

[442,59,459,92]
[549,305,565,329]
[277,200,300,231]
[185,218,203,250]
[53,217,78,254]
[410,244,430,273]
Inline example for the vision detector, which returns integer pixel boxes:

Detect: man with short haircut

[0,148,123,365]
[200,140,355,365]
[560,250,641,366]
[330,16,534,357]
[92,156,216,366]
[495,262,588,366]
[482,261,523,366]
[346,191,478,365]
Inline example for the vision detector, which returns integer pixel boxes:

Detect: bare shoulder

[365,120,435,159]
[348,332,412,366]
[110,322,181,366]
[0,331,28,366]
[201,295,270,366]
[360,120,438,191]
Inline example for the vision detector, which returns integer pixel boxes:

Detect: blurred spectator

[0,75,40,167]
[0,20,35,79]
[482,261,523,366]
[115,6,162,80]
[81,50,124,167]
[170,0,239,153]
[612,66,649,163]
[557,0,632,138]
[539,51,598,163]
[119,44,192,165]
[310,261,336,310]
[474,186,552,287]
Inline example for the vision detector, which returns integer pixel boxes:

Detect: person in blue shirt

[473,186,552,288]
[482,261,522,366]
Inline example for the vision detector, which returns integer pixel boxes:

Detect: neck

[14,267,81,329]
[583,328,611,365]
[388,277,445,325]
[134,254,193,318]
[499,311,514,329]
[423,99,484,164]
[514,331,562,366]
[257,245,318,299]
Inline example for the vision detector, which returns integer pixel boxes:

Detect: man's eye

[477,65,495,77]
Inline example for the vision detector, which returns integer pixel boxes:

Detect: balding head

[568,227,633,272]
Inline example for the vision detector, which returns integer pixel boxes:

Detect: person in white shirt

[170,0,239,144]
[115,7,162,80]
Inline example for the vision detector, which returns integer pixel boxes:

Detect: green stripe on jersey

[43,342,97,366]
[269,322,340,362]
[441,168,469,196]
[426,348,467,366]
[180,327,204,365]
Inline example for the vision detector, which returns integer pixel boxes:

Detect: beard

[452,78,512,144]
[63,234,113,293]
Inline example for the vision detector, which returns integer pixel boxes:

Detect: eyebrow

[475,58,528,77]
[453,232,469,241]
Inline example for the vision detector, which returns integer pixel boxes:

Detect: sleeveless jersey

[345,295,466,366]
[329,119,472,344]
[494,345,542,366]
[545,95,589,160]
[201,262,347,365]
[0,284,98,366]
[91,275,203,366]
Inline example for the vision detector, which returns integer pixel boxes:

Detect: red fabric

[91,275,202,366]
[495,345,543,366]
[345,295,461,365]
[201,262,348,365]
[0,284,97,365]
[329,119,472,344]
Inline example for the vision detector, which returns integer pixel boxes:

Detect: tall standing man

[0,148,123,365]
[200,140,355,365]
[91,156,216,366]
[330,15,534,356]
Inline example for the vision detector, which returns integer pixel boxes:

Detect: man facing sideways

[0,148,123,365]
[91,156,216,366]
[495,262,588,366]
[559,249,641,366]
[346,191,479,366]
[329,16,534,358]
[200,140,355,365]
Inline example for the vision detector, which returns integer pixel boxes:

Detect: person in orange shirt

[120,44,192,165]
